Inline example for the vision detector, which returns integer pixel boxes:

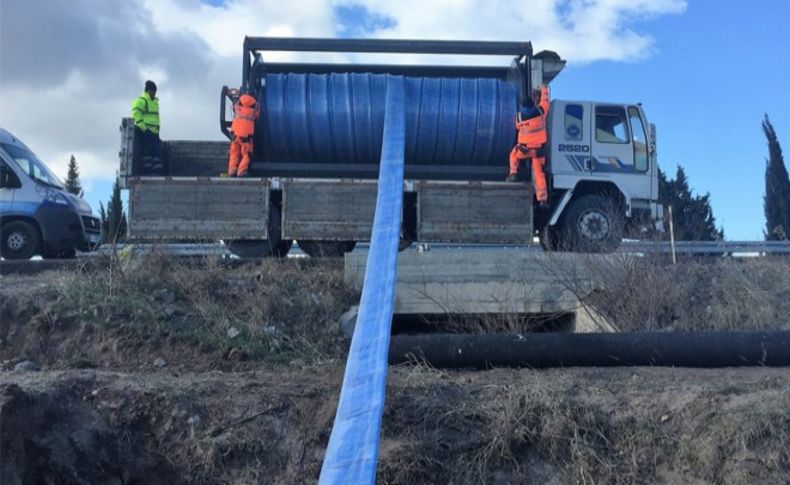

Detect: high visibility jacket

[231,94,259,138]
[516,85,550,148]
[131,92,160,134]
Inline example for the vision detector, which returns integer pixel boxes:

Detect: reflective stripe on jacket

[131,92,160,134]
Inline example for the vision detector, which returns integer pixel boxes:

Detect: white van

[0,128,101,259]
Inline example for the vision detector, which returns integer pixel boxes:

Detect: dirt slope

[1,256,789,484]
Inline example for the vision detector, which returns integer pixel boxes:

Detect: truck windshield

[0,142,66,190]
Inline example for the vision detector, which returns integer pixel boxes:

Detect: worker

[507,84,550,204]
[227,91,259,177]
[131,80,163,175]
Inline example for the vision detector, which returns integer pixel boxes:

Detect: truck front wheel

[1,220,41,260]
[559,194,623,253]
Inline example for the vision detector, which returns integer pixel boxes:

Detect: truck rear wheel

[226,239,292,258]
[559,194,623,253]
[298,240,356,258]
[226,201,291,258]
[1,220,41,260]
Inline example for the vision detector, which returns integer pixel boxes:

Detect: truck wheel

[560,194,623,253]
[1,221,41,260]
[227,239,291,258]
[298,240,356,258]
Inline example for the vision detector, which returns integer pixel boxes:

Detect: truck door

[589,104,652,201]
[550,101,593,189]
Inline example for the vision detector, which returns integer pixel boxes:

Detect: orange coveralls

[228,93,260,177]
[509,85,550,202]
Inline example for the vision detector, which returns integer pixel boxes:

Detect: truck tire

[559,194,623,253]
[226,202,291,258]
[227,239,292,258]
[298,240,356,258]
[1,220,41,260]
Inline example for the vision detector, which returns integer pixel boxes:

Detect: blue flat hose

[262,73,517,166]
[318,75,406,484]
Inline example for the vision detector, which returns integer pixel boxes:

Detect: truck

[119,37,662,257]
[0,128,102,259]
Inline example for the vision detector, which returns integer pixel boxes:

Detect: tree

[659,165,724,241]
[104,179,127,243]
[762,115,790,240]
[64,155,83,197]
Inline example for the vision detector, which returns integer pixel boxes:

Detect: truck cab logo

[566,124,581,139]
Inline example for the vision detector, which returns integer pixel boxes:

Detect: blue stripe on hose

[318,75,406,485]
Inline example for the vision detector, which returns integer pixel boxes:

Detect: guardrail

[80,240,790,258]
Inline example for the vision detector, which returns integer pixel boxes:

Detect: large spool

[260,73,518,166]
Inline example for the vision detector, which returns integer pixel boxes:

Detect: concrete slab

[345,247,619,332]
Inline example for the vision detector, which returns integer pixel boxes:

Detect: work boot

[237,171,248,178]
[506,173,518,182]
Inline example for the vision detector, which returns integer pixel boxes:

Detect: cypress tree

[659,165,723,241]
[64,155,83,197]
[105,179,127,243]
[762,115,790,240]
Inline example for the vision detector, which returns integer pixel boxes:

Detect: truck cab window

[564,104,583,141]
[628,107,649,171]
[595,106,629,144]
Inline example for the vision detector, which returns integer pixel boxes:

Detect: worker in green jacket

[131,80,163,175]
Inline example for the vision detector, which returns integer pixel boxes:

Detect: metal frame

[230,37,537,178]
[241,37,533,86]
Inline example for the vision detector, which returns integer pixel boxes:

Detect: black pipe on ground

[388,331,790,368]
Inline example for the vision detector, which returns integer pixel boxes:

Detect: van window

[595,106,629,144]
[564,104,583,141]
[1,161,22,189]
[0,142,65,189]
[628,107,649,172]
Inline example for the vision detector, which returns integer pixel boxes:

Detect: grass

[46,251,359,364]
[540,253,790,332]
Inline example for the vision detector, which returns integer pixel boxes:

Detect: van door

[589,104,652,203]
[0,160,21,212]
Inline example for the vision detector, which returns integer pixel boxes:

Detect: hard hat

[239,94,256,107]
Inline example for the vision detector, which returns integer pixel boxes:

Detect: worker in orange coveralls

[507,84,550,204]
[228,91,259,177]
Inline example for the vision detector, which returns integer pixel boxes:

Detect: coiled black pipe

[388,331,790,368]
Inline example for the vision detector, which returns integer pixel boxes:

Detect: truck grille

[82,216,102,233]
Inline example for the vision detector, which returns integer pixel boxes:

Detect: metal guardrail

[81,240,790,258]
[617,240,790,254]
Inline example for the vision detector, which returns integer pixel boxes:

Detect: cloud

[0,0,685,191]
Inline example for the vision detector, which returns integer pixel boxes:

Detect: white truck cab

[0,128,102,259]
[541,100,663,249]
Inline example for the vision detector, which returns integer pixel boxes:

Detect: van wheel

[560,194,623,253]
[1,221,41,259]
[298,241,356,258]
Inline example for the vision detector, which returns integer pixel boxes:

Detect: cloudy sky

[1,0,789,239]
